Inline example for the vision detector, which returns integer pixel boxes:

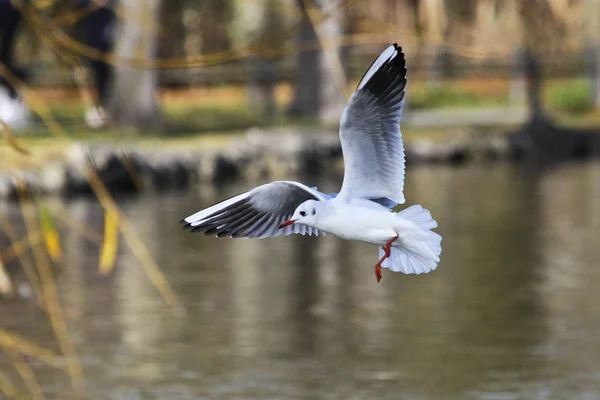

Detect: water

[2,162,600,399]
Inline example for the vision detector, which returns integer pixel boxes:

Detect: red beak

[279,219,296,229]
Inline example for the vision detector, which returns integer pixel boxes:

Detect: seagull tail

[380,205,442,275]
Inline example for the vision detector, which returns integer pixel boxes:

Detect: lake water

[1,162,600,399]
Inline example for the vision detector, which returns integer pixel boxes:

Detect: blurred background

[1,0,600,399]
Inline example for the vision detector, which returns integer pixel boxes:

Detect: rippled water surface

[2,162,600,399]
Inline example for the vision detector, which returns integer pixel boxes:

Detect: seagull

[181,44,442,282]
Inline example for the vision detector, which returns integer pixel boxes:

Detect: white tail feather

[399,204,438,230]
[380,205,442,275]
[379,247,438,274]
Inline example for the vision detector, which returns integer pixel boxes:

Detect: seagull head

[280,200,319,229]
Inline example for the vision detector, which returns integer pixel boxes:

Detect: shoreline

[0,126,514,200]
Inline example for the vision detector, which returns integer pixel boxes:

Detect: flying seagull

[181,44,442,282]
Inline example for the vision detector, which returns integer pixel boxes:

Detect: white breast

[314,200,398,245]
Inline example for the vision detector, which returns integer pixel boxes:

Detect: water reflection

[1,162,600,399]
[536,162,600,395]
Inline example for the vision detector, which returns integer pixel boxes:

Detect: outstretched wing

[338,43,407,205]
[181,181,329,238]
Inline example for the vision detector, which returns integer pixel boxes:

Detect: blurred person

[76,0,117,128]
[0,0,28,129]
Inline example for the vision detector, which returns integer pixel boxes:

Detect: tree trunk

[421,0,448,85]
[317,0,347,124]
[237,0,285,121]
[107,0,162,130]
[586,0,600,107]
[288,0,347,125]
[246,56,278,121]
[510,46,526,104]
[199,0,233,54]
[516,0,560,122]
[594,45,600,108]
[508,0,600,160]
[158,0,187,87]
[428,44,452,84]
[408,0,425,74]
[287,1,320,119]
[523,47,546,121]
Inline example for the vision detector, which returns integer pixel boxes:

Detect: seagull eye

[299,211,306,217]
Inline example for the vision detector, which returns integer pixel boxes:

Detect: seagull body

[182,44,442,281]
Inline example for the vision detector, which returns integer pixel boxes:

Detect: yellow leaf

[39,206,62,262]
[0,119,30,156]
[99,210,119,275]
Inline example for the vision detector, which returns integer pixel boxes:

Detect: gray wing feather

[182,181,327,239]
[338,44,407,205]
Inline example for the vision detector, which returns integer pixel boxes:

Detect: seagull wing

[182,181,329,238]
[338,43,407,206]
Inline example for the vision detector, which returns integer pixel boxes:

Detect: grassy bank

[3,77,600,173]
[19,77,600,135]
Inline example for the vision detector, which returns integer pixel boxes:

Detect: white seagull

[181,44,442,282]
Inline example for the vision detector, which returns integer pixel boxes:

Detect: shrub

[550,82,594,115]
[409,85,484,109]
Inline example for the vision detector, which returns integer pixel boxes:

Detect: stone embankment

[0,127,512,199]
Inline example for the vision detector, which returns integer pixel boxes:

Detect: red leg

[374,235,399,282]
[374,259,383,282]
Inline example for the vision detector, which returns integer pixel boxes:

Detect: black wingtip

[357,43,407,105]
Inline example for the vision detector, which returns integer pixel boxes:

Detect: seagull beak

[279,219,296,229]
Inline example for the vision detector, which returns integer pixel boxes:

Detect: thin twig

[17,195,84,392]
[0,370,18,399]
[0,330,63,370]
[7,349,47,400]
[0,223,46,309]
